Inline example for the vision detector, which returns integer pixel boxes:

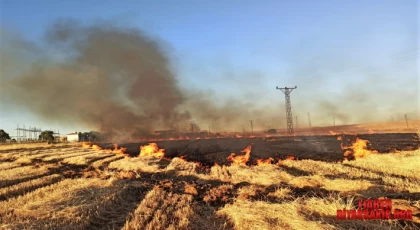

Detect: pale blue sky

[0,0,418,135]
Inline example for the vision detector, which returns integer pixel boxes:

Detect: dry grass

[282,154,420,194]
[0,178,137,229]
[42,150,94,162]
[166,157,199,175]
[90,155,125,168]
[108,157,164,172]
[342,150,420,180]
[123,187,194,230]
[218,199,333,230]
[0,144,419,229]
[0,161,27,171]
[0,174,63,199]
[0,164,55,188]
[0,142,77,151]
[62,152,115,165]
[207,164,294,186]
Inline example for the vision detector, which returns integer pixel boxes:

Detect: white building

[66,132,79,142]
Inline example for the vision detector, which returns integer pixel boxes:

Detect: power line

[250,120,253,135]
[276,86,297,138]
[308,112,312,128]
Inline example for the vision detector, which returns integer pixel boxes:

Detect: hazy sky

[0,0,419,136]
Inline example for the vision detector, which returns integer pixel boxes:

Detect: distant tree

[0,129,11,143]
[81,131,102,142]
[39,130,54,142]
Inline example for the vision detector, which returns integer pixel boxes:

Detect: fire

[249,136,256,139]
[276,156,294,165]
[226,145,252,166]
[92,144,102,151]
[81,142,91,148]
[139,143,165,158]
[112,144,127,155]
[196,137,201,140]
[337,136,343,141]
[256,157,274,166]
[329,131,338,135]
[236,135,242,138]
[342,138,378,159]
[368,129,374,134]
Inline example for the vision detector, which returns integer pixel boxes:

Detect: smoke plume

[1,21,193,139]
[0,19,418,139]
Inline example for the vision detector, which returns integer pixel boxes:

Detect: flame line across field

[79,133,395,169]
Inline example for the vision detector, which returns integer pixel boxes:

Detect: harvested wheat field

[0,136,419,230]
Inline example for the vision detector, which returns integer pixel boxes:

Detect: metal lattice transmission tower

[276,86,297,137]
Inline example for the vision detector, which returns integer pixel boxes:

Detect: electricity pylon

[276,86,297,138]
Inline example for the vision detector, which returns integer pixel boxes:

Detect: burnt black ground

[98,133,420,165]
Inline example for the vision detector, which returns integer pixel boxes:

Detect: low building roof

[67,132,78,135]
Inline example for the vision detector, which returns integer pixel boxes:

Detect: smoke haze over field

[0,5,418,138]
[0,21,286,138]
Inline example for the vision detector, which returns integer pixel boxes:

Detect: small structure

[66,132,79,142]
[267,129,277,134]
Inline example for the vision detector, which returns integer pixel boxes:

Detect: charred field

[0,132,419,230]
[102,132,420,164]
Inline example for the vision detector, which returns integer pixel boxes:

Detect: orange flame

[285,156,295,160]
[226,145,252,166]
[115,148,127,155]
[337,136,343,141]
[139,143,165,158]
[342,138,378,159]
[81,142,91,148]
[92,144,102,151]
[256,157,274,166]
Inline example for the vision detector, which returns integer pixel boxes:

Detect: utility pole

[333,114,336,127]
[276,86,297,138]
[208,125,210,135]
[307,112,312,128]
[404,114,409,128]
[242,125,245,134]
[295,116,299,129]
[250,120,253,135]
